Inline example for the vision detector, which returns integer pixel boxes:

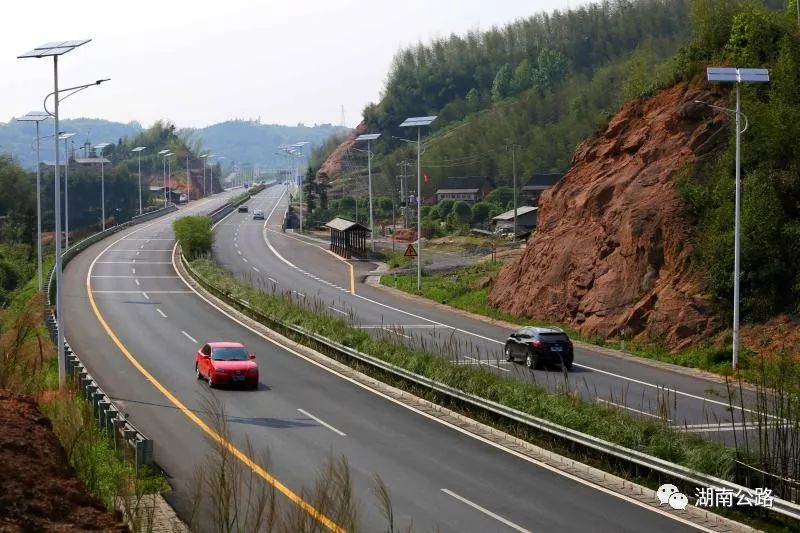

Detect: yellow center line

[85,224,344,533]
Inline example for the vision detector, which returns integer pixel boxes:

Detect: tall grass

[1,270,167,531]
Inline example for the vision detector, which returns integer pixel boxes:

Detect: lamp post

[158,149,170,206]
[703,66,770,370]
[131,147,146,214]
[15,111,51,292]
[399,116,437,290]
[93,143,110,230]
[355,134,381,251]
[59,132,76,248]
[207,154,218,195]
[185,151,191,202]
[18,39,94,389]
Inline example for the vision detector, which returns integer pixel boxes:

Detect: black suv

[238,205,248,213]
[504,327,573,370]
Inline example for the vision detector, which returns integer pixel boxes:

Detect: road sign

[404,244,417,257]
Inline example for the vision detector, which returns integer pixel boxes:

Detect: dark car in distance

[238,205,248,213]
[504,326,573,370]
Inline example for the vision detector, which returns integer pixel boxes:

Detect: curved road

[61,191,702,531]
[214,186,761,440]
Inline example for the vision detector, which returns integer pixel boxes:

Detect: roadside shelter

[325,217,370,259]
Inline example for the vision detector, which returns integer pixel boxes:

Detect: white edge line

[297,408,346,436]
[441,489,531,533]
[328,306,348,316]
[170,237,714,532]
[596,398,671,422]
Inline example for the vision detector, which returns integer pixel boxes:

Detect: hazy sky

[1,0,578,129]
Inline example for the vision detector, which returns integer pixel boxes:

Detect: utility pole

[511,144,518,243]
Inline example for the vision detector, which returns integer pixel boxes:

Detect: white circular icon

[668,492,689,510]
[656,484,680,505]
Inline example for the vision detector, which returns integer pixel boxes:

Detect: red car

[195,341,259,389]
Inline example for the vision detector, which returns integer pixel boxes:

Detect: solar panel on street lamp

[18,39,92,389]
[15,112,51,292]
[704,66,770,370]
[400,115,437,290]
[355,134,382,251]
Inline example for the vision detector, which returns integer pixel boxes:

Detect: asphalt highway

[61,191,699,531]
[214,186,763,440]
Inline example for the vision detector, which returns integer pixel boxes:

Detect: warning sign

[404,244,417,257]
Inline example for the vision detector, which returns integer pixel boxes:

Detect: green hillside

[315,0,797,322]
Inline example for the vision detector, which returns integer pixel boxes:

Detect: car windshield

[212,347,249,361]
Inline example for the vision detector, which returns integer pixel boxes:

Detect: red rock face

[318,121,367,176]
[488,83,728,350]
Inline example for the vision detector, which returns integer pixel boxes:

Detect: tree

[471,202,493,226]
[303,166,318,212]
[436,199,455,218]
[485,186,513,207]
[491,64,512,102]
[317,171,330,210]
[510,59,532,95]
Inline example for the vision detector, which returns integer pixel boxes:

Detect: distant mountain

[0,117,348,170]
[191,120,349,169]
[0,118,143,168]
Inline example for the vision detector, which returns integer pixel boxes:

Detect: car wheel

[564,359,573,371]
[504,343,514,362]
[207,372,215,388]
[195,364,202,380]
[526,349,543,370]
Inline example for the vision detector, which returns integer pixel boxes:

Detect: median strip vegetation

[185,256,736,480]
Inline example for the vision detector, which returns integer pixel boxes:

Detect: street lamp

[59,132,76,248]
[399,115,437,290]
[703,66,770,370]
[18,39,93,389]
[93,143,110,230]
[158,149,171,206]
[200,153,209,196]
[131,147,146,214]
[15,111,51,292]
[355,134,381,251]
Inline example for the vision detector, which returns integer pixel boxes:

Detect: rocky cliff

[318,121,366,176]
[488,83,729,350]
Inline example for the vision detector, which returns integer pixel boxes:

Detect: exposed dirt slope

[318,121,366,176]
[0,391,127,532]
[489,83,728,350]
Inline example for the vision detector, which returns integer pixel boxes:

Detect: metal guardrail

[45,312,153,469]
[183,255,800,522]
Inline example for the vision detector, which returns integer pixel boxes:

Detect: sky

[1,0,578,129]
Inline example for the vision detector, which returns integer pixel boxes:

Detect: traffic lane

[62,227,222,522]
[144,282,694,532]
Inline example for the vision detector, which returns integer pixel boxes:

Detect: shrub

[173,216,212,260]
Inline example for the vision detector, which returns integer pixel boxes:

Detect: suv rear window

[538,332,569,342]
